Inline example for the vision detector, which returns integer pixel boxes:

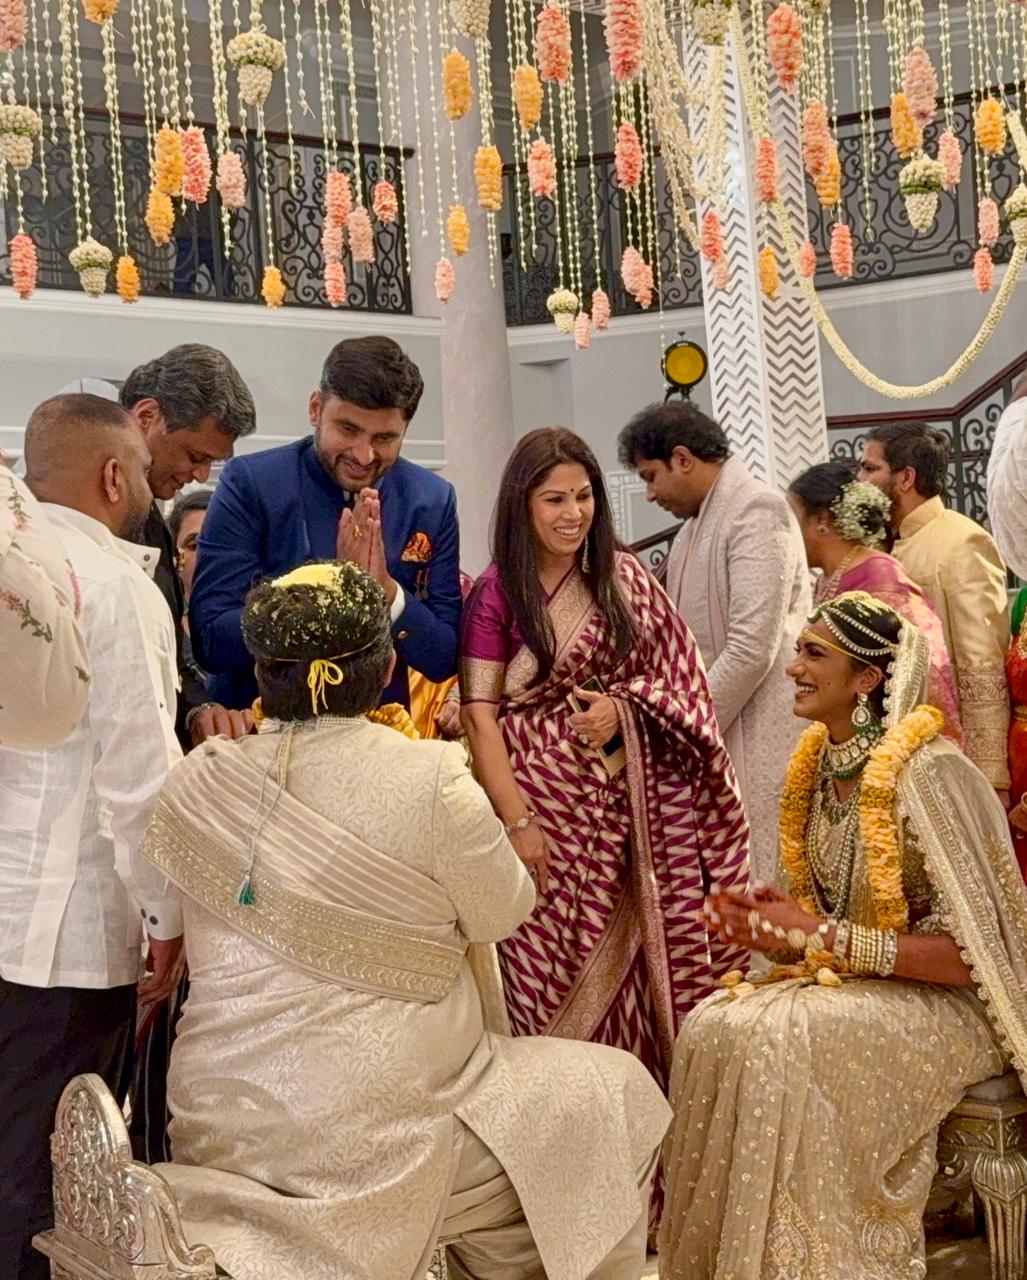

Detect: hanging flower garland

[712,258,730,291]
[0,0,27,50]
[801,100,832,178]
[216,151,247,208]
[434,256,455,303]
[348,206,375,264]
[692,0,733,47]
[116,252,141,302]
[975,98,1007,156]
[902,43,938,130]
[974,246,994,293]
[546,286,578,333]
[591,287,611,331]
[899,153,945,233]
[535,2,571,84]
[798,239,818,277]
[474,144,503,212]
[322,221,343,266]
[261,264,286,307]
[446,203,470,256]
[755,136,779,204]
[226,10,285,108]
[621,245,653,308]
[1008,186,1027,246]
[527,137,556,199]
[145,187,174,245]
[325,169,352,227]
[605,0,643,83]
[699,209,725,264]
[0,99,41,170]
[938,129,963,189]
[978,196,999,248]
[829,222,854,278]
[68,237,113,298]
[9,231,37,299]
[513,64,543,132]
[574,309,592,349]
[767,3,803,93]
[372,179,399,224]
[449,0,490,40]
[814,145,841,206]
[890,93,923,159]
[325,259,347,307]
[181,125,211,203]
[615,121,643,191]
[154,125,184,195]
[82,0,118,20]
[758,244,780,298]
[442,48,473,120]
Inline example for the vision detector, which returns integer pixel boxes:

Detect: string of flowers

[256,104,285,306]
[276,0,299,194]
[207,0,241,249]
[829,221,853,279]
[422,0,453,302]
[576,0,608,329]
[767,2,803,94]
[338,0,366,224]
[535,0,571,84]
[369,0,399,227]
[98,12,140,301]
[605,0,643,84]
[854,0,876,236]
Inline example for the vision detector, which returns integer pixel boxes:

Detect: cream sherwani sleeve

[706,493,804,733]
[942,529,1011,788]
[431,742,537,941]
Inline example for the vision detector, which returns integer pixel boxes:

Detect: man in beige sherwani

[141,560,670,1280]
[860,422,1011,799]
[619,403,810,883]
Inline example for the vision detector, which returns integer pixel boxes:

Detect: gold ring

[353,525,364,539]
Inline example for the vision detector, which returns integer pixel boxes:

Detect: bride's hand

[705,888,823,952]
[510,823,551,894]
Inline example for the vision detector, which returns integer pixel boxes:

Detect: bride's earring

[581,538,590,574]
[852,692,873,730]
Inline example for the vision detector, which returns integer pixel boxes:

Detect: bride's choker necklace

[823,732,873,781]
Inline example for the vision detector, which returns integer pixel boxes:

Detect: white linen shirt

[0,506,183,989]
[987,397,1027,581]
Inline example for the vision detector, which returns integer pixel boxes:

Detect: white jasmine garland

[830,480,890,546]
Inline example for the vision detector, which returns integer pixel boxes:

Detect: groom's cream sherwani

[664,456,810,882]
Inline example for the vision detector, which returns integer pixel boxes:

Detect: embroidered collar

[897,495,945,541]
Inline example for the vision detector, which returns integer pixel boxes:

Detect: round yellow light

[664,340,708,389]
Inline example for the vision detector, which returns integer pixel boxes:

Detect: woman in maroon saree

[460,428,749,1093]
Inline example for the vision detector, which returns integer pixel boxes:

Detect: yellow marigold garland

[447,203,470,256]
[890,92,923,160]
[116,253,140,303]
[758,245,780,299]
[975,98,1007,157]
[366,703,419,739]
[144,187,175,245]
[154,125,185,196]
[513,64,543,133]
[443,49,473,121]
[261,264,286,308]
[814,144,841,206]
[474,145,503,213]
[778,705,944,933]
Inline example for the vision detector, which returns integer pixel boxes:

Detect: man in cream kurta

[619,403,810,882]
[861,424,1011,794]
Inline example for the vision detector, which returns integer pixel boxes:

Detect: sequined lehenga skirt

[658,976,1005,1280]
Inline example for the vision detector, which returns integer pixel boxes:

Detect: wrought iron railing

[628,524,678,580]
[826,353,1027,528]
[0,109,412,313]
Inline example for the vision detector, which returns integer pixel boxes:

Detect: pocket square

[402,532,433,563]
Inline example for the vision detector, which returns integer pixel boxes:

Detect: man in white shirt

[987,364,1027,580]
[0,394,183,1280]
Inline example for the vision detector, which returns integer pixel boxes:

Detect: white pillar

[687,24,828,488]
[400,22,515,576]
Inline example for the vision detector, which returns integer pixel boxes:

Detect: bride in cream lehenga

[659,590,1027,1280]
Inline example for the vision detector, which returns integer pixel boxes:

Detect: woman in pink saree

[460,428,750,1093]
[787,460,963,743]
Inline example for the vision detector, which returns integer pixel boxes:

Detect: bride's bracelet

[846,923,899,976]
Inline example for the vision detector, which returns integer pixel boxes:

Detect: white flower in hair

[830,480,890,547]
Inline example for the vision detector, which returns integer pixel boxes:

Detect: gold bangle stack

[846,923,899,976]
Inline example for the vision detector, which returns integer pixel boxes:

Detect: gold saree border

[143,800,467,1004]
[546,881,639,1041]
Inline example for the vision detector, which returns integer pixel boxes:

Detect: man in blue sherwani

[190,336,461,712]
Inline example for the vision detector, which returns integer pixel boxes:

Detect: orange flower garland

[372,179,399,224]
[978,196,1000,248]
[801,100,832,177]
[903,44,938,130]
[322,222,344,266]
[938,129,963,190]
[591,287,611,330]
[474,145,503,212]
[758,245,780,299]
[154,125,185,196]
[447,204,470,256]
[348,207,375,264]
[574,310,592,349]
[798,239,817,277]
[974,246,994,294]
[512,65,543,133]
[325,260,347,307]
[975,98,1006,156]
[699,209,725,263]
[889,93,922,159]
[325,170,352,226]
[755,137,779,204]
[605,0,643,84]
[181,126,211,204]
[9,231,37,299]
[145,187,175,245]
[0,0,27,51]
[615,121,643,191]
[712,258,730,291]
[814,145,841,206]
[216,152,246,208]
[829,222,854,278]
[535,2,572,84]
[434,256,455,303]
[82,0,118,20]
[527,137,557,199]
[261,265,286,308]
[443,50,473,121]
[116,253,140,303]
[767,3,803,94]
[621,245,653,308]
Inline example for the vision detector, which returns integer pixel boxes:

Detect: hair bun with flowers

[830,479,890,546]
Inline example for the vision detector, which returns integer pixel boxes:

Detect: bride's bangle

[504,812,537,836]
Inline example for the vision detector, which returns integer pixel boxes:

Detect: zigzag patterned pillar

[687,25,828,488]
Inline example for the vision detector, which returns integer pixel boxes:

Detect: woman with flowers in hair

[659,592,1027,1279]
[788,458,963,743]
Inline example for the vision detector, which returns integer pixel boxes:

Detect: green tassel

[236,874,255,907]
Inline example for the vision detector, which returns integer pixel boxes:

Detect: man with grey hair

[120,344,256,747]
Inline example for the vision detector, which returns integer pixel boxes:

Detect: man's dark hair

[866,423,950,499]
[121,344,256,440]
[319,336,424,421]
[168,488,212,544]
[617,401,730,468]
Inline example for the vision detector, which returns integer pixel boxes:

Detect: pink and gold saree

[460,552,749,1088]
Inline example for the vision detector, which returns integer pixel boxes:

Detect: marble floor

[643,1235,991,1276]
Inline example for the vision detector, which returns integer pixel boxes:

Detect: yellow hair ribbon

[307,658,345,714]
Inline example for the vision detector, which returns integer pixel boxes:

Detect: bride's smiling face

[785,620,880,728]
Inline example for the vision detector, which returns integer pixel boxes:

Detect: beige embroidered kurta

[892,497,1010,787]
[665,457,811,882]
[143,720,670,1280]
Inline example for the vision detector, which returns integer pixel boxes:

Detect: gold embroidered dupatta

[141,735,468,1003]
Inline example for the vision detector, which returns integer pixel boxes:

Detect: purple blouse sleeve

[460,569,516,705]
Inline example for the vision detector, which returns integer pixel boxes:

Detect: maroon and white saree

[461,552,749,1087]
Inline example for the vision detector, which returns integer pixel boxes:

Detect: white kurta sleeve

[706,494,803,733]
[987,399,1027,580]
[430,742,536,941]
[0,470,91,749]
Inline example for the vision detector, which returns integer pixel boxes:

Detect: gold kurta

[659,738,1022,1280]
[142,720,670,1280]
[891,497,1010,787]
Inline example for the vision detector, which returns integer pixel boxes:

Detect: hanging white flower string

[277,0,300,193]
[401,0,429,247]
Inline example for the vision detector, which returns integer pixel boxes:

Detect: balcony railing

[0,109,412,313]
